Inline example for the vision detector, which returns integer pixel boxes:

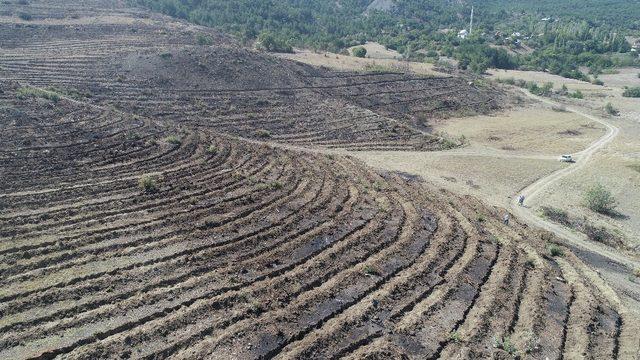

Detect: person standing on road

[503,213,510,225]
[518,195,525,206]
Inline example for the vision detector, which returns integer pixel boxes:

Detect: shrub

[499,77,516,85]
[592,78,604,86]
[584,183,617,214]
[541,206,569,225]
[605,102,619,116]
[196,34,213,46]
[159,52,173,59]
[207,145,217,154]
[449,331,462,343]
[352,46,367,58]
[165,136,181,145]
[493,336,517,355]
[622,86,640,97]
[362,265,379,276]
[269,181,283,190]
[139,176,158,193]
[569,90,584,99]
[559,84,569,95]
[18,12,32,21]
[255,129,271,138]
[16,86,60,103]
[635,268,640,278]
[583,224,618,245]
[549,244,564,257]
[540,82,554,96]
[256,31,292,53]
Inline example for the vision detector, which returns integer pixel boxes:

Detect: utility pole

[469,5,474,35]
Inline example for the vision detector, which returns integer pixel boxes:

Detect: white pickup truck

[559,155,574,163]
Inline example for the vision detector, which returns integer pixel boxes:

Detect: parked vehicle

[559,154,574,163]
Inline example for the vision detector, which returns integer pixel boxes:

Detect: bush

[541,206,569,225]
[605,102,619,116]
[352,46,367,58]
[165,136,181,145]
[569,90,584,99]
[18,12,32,21]
[592,78,604,86]
[196,34,213,46]
[256,31,292,53]
[207,145,217,154]
[493,336,517,355]
[583,224,618,245]
[16,86,60,103]
[139,176,158,193]
[584,183,617,214]
[548,244,564,257]
[362,265,379,276]
[449,331,462,343]
[622,86,640,97]
[255,129,271,138]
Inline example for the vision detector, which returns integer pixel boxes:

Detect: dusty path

[508,93,640,270]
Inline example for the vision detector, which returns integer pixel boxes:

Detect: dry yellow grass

[276,50,445,76]
[432,106,606,156]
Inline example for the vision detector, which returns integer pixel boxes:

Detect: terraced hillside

[0,0,502,152]
[0,1,638,359]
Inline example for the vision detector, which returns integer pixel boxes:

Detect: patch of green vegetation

[18,12,32,21]
[497,78,553,96]
[584,183,617,215]
[605,102,619,116]
[362,63,400,74]
[493,335,517,356]
[165,136,182,145]
[139,176,158,193]
[622,86,640,98]
[269,181,283,190]
[525,256,537,268]
[449,331,462,343]
[16,86,61,103]
[541,206,569,225]
[351,46,367,58]
[206,145,217,154]
[195,33,213,46]
[256,31,292,53]
[548,244,564,257]
[362,265,379,276]
[255,129,272,138]
[569,90,584,99]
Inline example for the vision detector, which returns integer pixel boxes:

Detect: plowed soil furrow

[1,3,633,358]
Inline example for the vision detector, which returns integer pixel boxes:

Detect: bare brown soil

[0,1,637,359]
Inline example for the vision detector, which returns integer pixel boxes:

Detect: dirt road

[508,93,640,269]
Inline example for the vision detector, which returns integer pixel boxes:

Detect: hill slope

[0,1,638,359]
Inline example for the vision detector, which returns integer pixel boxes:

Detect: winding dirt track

[508,93,639,270]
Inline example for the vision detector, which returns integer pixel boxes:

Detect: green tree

[352,46,367,58]
[256,32,293,53]
[584,184,617,214]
